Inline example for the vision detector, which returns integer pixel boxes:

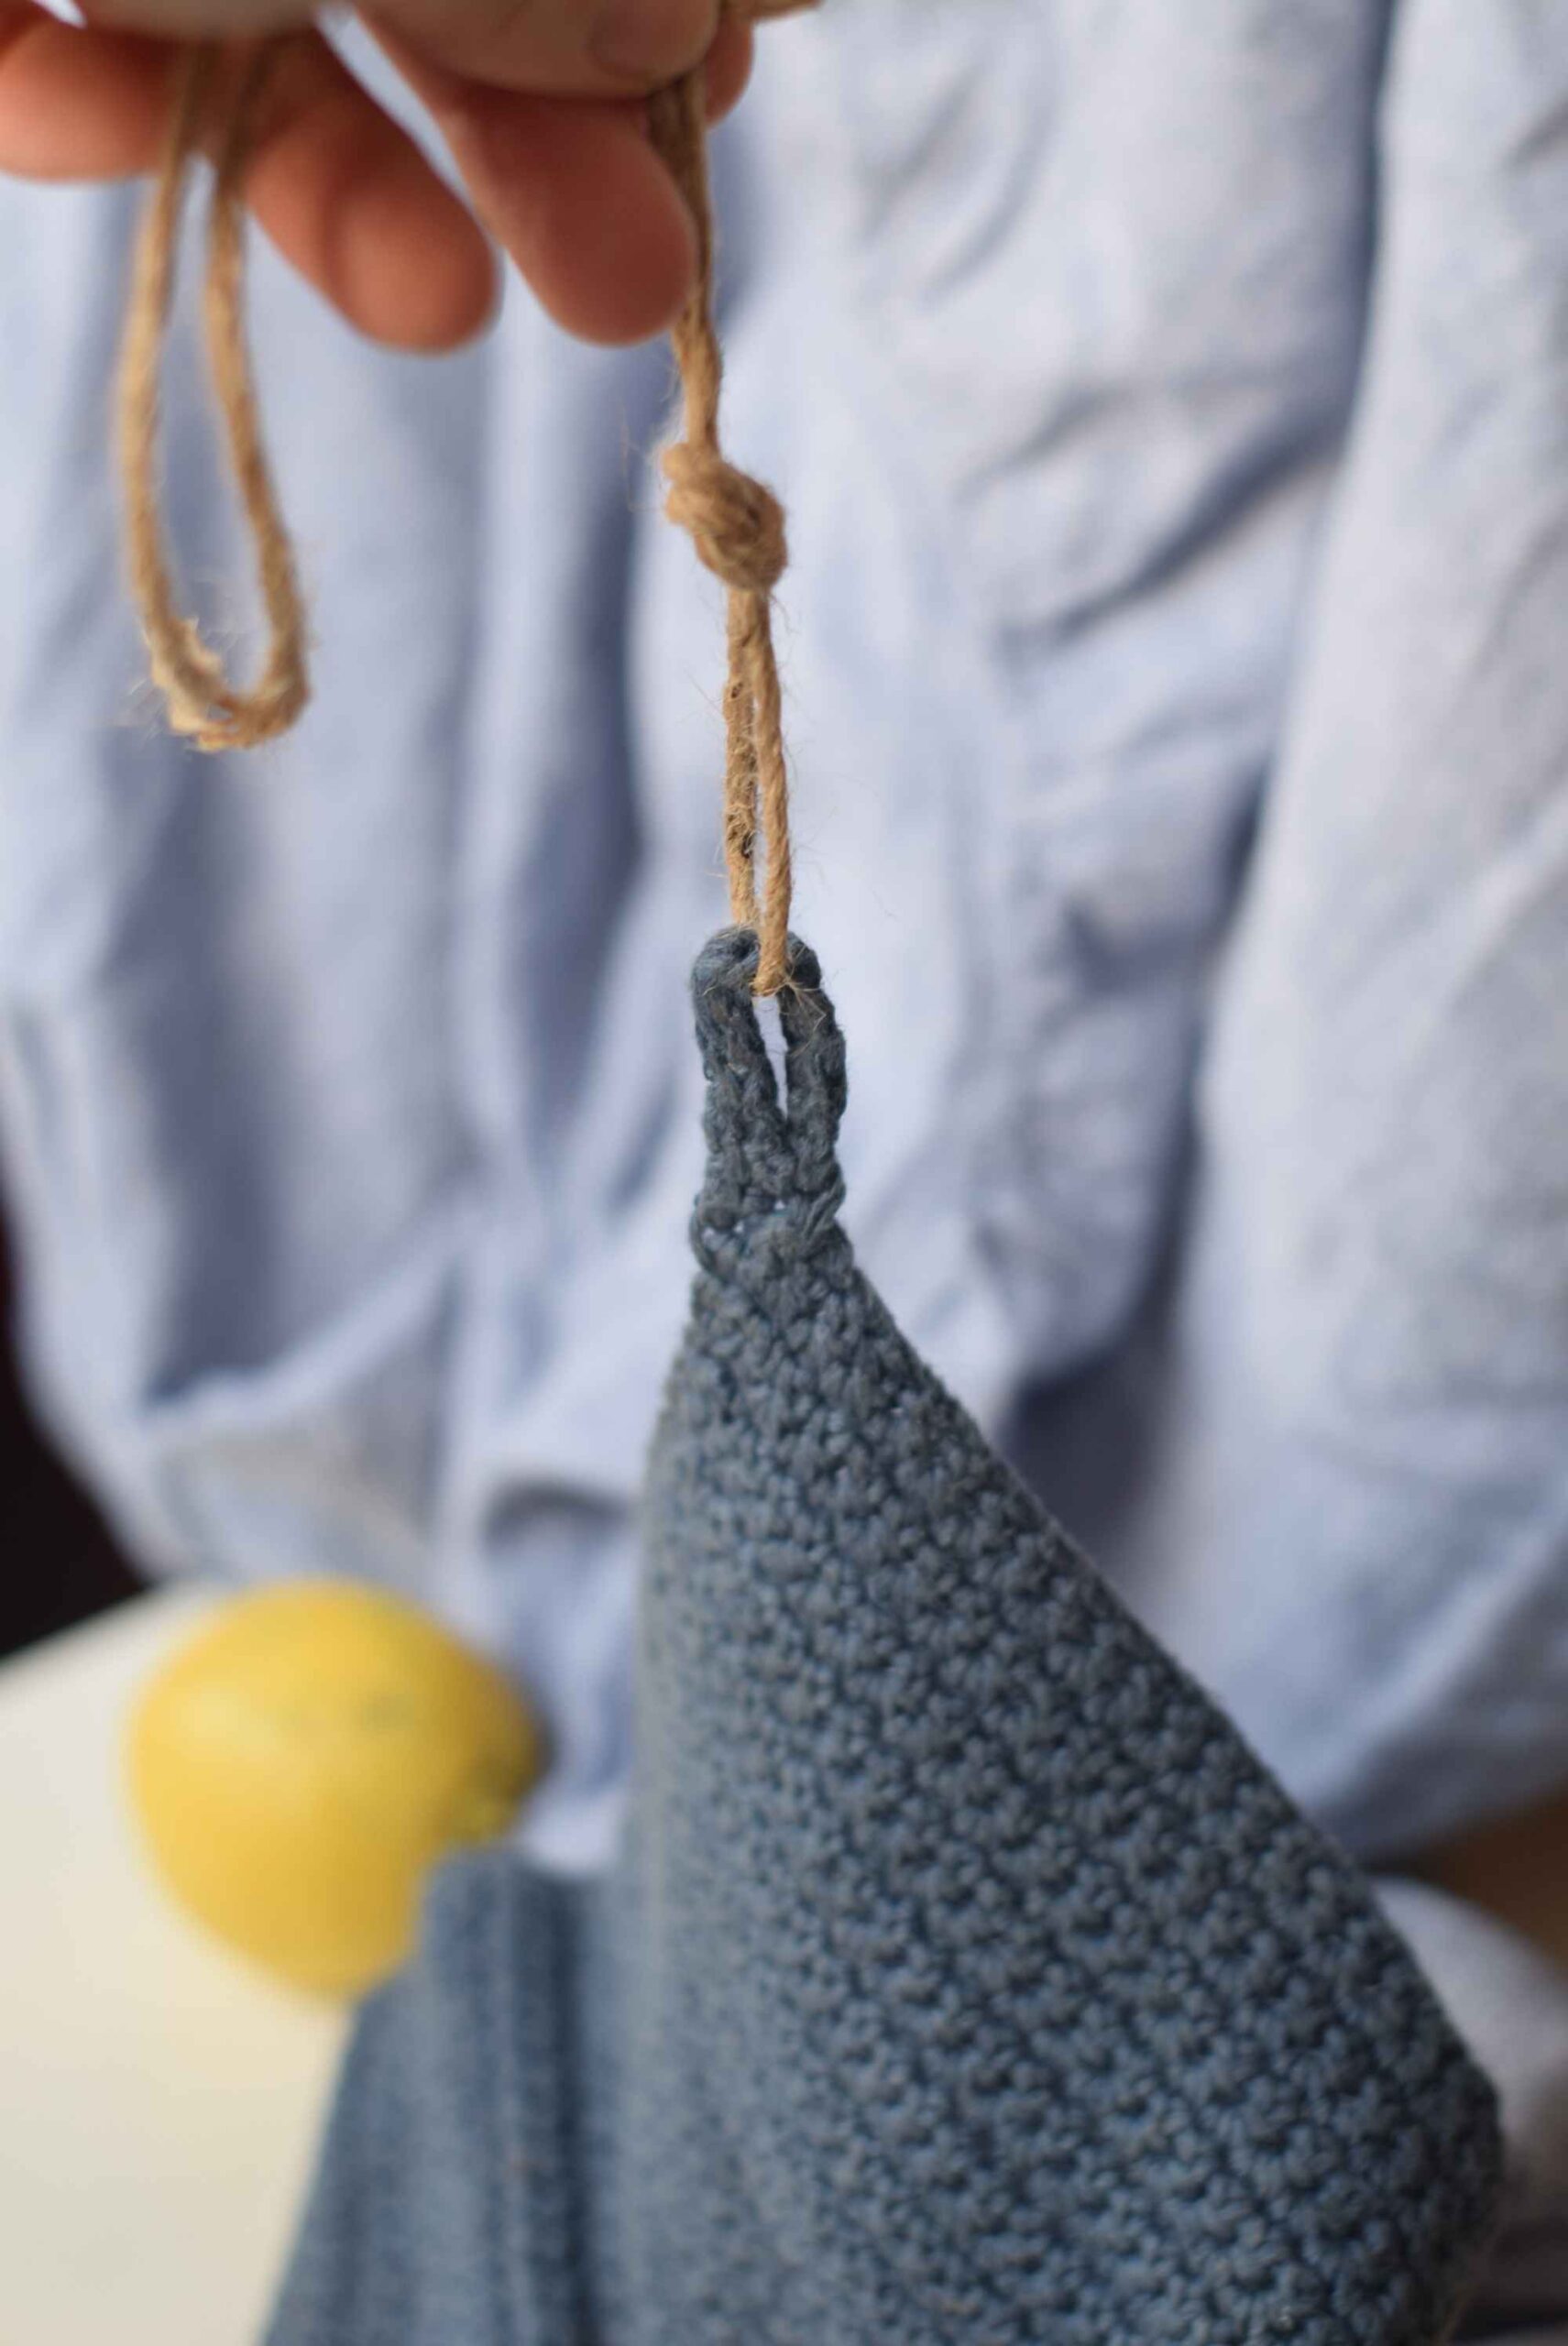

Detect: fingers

[0,0,755,349]
[441,89,699,346]
[0,4,176,176]
[79,0,313,31]
[366,0,718,97]
[81,0,720,95]
[695,5,752,122]
[0,13,497,349]
[382,10,751,345]
[237,35,499,350]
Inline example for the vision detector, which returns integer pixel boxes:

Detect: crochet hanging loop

[117,41,309,753]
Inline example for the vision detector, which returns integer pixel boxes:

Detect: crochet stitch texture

[271,931,1501,2346]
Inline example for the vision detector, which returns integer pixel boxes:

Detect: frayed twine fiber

[116,4,810,990]
[116,41,307,752]
[649,7,801,994]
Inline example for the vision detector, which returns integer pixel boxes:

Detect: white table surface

[0,1585,350,2346]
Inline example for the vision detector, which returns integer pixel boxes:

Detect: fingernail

[591,0,717,83]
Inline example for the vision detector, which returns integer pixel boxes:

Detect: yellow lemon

[127,1580,544,1999]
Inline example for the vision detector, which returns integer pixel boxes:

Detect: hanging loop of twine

[117,41,309,753]
[115,2,808,902]
[648,27,795,997]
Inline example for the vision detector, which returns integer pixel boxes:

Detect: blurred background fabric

[0,0,1565,1886]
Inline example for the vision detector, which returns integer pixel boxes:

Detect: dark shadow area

[0,1220,143,1661]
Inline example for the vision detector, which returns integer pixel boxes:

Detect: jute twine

[117,41,308,751]
[647,24,795,996]
[116,3,809,986]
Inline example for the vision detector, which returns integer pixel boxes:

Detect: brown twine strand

[115,4,809,850]
[648,52,794,997]
[117,42,309,753]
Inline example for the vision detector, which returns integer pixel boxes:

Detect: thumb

[77,0,721,93]
[366,0,720,94]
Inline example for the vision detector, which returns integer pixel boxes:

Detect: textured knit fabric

[8,1,1568,1881]
[268,1859,602,2346]
[270,934,1502,2346]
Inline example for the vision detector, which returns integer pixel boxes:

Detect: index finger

[81,0,721,95]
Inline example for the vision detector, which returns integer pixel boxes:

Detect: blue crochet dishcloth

[270,932,1501,2346]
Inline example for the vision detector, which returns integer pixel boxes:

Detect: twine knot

[663,445,787,597]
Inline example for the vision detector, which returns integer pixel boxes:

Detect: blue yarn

[271,933,1501,2346]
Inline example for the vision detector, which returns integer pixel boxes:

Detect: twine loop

[117,42,309,752]
[147,613,305,752]
[115,6,807,993]
[663,445,787,597]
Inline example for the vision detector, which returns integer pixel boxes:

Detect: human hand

[0,0,760,349]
